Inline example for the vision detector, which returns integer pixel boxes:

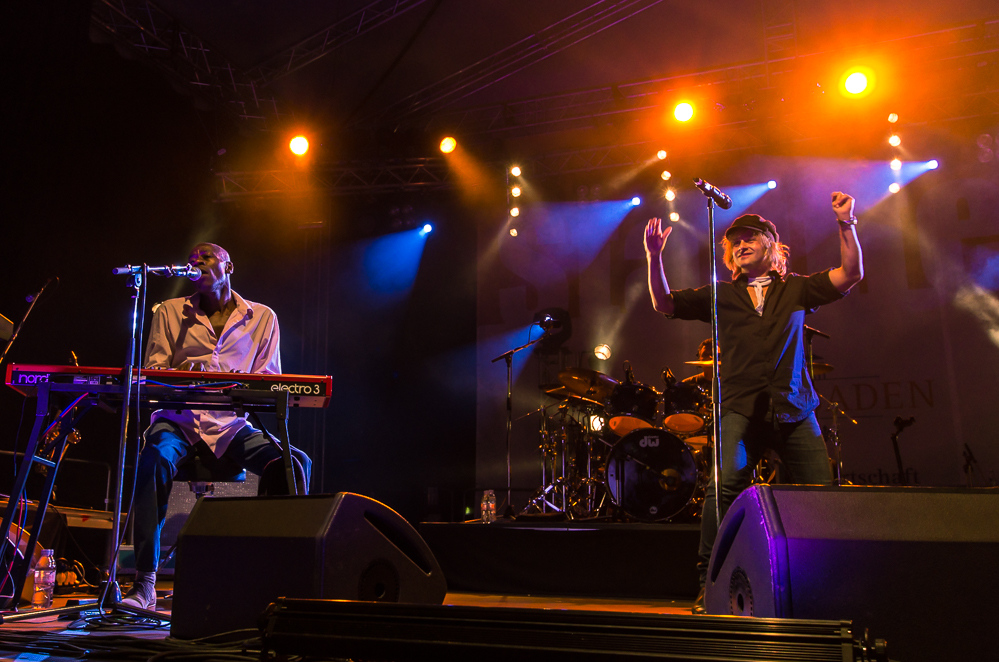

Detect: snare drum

[604,428,698,521]
[661,382,709,435]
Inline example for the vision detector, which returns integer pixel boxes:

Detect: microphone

[26,277,57,303]
[537,314,555,332]
[693,178,733,209]
[661,366,676,389]
[112,264,202,280]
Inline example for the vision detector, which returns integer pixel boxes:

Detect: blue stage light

[767,180,777,189]
[927,160,939,170]
[631,196,641,206]
[420,223,433,236]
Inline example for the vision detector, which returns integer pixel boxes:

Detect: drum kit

[522,365,715,522]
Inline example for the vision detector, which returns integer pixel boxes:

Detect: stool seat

[173,444,246,497]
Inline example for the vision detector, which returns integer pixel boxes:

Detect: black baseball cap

[724,214,778,243]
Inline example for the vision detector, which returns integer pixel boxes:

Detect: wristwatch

[837,217,858,226]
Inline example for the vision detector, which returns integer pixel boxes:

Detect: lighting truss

[215,159,452,199]
[90,0,289,127]
[373,0,669,125]
[244,0,431,87]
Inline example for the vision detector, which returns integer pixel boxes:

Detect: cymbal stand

[491,332,548,516]
[819,394,857,486]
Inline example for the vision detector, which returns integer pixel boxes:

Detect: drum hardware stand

[889,416,915,486]
[963,443,981,487]
[0,278,57,373]
[819,394,857,486]
[491,324,553,516]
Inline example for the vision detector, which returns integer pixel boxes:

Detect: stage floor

[0,589,696,662]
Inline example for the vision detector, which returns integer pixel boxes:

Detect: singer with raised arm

[122,242,312,611]
[644,193,863,615]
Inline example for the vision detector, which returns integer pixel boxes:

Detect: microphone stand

[0,278,57,372]
[491,332,548,517]
[819,393,857,486]
[704,198,723,527]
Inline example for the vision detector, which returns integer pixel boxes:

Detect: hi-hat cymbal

[557,367,619,401]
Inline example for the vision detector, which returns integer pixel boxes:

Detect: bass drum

[604,428,698,522]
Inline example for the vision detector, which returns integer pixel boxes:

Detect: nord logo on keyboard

[14,373,49,384]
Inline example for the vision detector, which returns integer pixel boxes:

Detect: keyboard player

[124,242,311,612]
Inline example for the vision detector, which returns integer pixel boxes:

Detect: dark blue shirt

[669,269,846,423]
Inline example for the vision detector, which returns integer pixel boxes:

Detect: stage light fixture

[768,180,777,189]
[889,183,901,194]
[594,344,611,360]
[927,159,939,170]
[890,158,902,171]
[664,188,676,201]
[669,212,680,222]
[589,414,605,431]
[511,186,522,198]
[888,134,901,147]
[674,102,694,122]
[888,112,899,123]
[657,150,668,160]
[510,207,520,217]
[420,223,433,236]
[661,170,672,181]
[839,66,875,98]
[631,197,642,206]
[510,165,522,177]
[289,136,309,155]
[844,72,868,94]
[440,137,457,153]
[509,228,518,237]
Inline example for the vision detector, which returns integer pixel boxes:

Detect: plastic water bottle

[480,490,497,523]
[31,549,56,609]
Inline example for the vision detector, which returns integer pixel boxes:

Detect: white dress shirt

[143,290,281,455]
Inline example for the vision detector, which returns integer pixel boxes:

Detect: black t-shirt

[669,269,845,423]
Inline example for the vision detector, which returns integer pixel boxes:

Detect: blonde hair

[722,231,789,280]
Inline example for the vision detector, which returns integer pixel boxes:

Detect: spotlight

[839,66,875,98]
[888,183,901,194]
[289,136,309,156]
[888,134,901,147]
[657,150,668,160]
[674,102,694,122]
[510,207,520,217]
[419,223,433,236]
[589,415,605,432]
[440,137,457,153]
[510,165,522,177]
[511,186,522,197]
[844,72,868,95]
[594,344,611,360]
[890,158,902,171]
[631,196,641,206]
[669,212,680,222]
[927,159,939,170]
[661,170,672,181]
[767,180,777,189]
[509,228,518,237]
[664,188,676,201]
[888,112,899,123]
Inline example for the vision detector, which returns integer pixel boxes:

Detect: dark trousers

[131,419,312,572]
[697,410,831,585]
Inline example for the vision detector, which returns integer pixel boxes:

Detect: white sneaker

[121,580,157,611]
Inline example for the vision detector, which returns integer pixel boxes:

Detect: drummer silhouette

[681,338,716,391]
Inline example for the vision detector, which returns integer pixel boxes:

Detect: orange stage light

[839,66,876,99]
[674,103,694,122]
[289,136,309,155]
[440,137,457,153]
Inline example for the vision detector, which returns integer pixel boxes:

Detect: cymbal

[543,386,602,408]
[685,360,717,367]
[557,367,619,401]
[811,362,834,375]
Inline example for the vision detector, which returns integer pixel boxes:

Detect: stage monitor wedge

[170,493,447,639]
[705,484,999,662]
